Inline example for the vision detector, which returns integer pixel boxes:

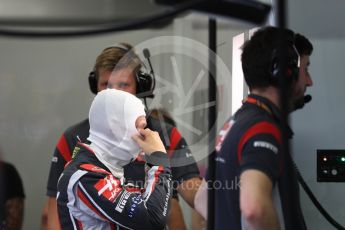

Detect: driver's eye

[118,82,129,88]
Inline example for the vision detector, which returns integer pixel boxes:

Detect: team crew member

[44,43,200,230]
[0,160,25,230]
[57,89,172,229]
[195,27,313,229]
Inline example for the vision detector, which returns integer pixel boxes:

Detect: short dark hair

[241,26,311,90]
[295,33,313,56]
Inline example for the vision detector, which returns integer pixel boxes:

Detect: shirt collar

[245,94,294,138]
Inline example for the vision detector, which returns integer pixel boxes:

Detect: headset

[88,44,155,98]
[269,37,300,86]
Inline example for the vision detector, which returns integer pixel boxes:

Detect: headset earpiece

[88,70,98,95]
[269,42,300,85]
[135,70,155,98]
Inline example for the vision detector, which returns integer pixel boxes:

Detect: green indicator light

[341,157,345,162]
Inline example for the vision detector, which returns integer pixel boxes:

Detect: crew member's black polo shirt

[208,94,306,230]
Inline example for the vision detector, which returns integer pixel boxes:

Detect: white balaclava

[87,88,146,178]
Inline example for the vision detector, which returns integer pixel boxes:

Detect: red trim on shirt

[76,219,83,230]
[168,127,181,156]
[237,121,282,163]
[80,164,111,175]
[56,134,72,163]
[148,166,163,194]
[125,187,142,193]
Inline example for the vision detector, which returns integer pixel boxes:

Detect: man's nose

[307,75,313,86]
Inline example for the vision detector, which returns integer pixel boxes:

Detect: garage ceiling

[0,0,343,38]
